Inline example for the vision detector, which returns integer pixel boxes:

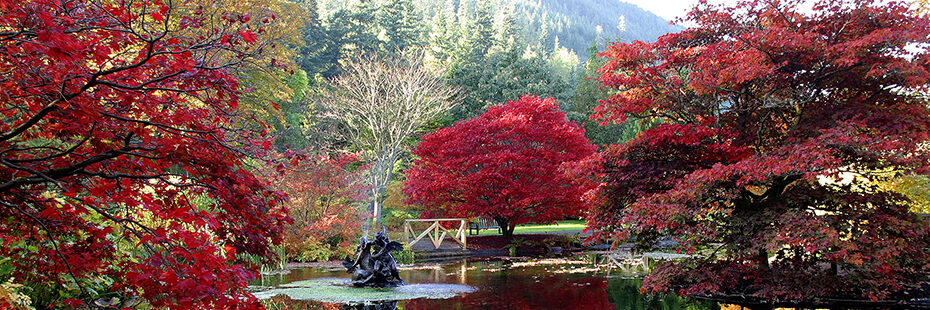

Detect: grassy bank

[474,220,586,236]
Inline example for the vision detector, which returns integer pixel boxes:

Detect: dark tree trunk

[757,247,770,273]
[504,224,516,239]
[495,217,515,239]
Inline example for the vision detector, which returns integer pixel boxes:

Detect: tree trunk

[364,156,392,237]
[757,247,770,273]
[361,199,372,237]
[495,217,515,239]
[372,198,381,231]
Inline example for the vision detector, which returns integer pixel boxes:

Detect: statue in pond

[342,227,405,287]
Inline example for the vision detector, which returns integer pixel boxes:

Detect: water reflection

[606,278,714,310]
[262,296,400,310]
[340,301,398,310]
[257,257,721,310]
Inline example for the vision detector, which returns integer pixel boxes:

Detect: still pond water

[253,255,725,310]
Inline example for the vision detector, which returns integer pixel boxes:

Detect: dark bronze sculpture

[342,227,405,287]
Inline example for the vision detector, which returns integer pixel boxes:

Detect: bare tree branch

[319,51,458,233]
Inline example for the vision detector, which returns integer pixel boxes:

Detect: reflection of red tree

[263,295,341,310]
[404,275,613,310]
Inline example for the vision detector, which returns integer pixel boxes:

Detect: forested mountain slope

[291,0,682,145]
[509,0,682,55]
[317,0,681,59]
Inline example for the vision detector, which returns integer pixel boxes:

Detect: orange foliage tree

[270,153,369,262]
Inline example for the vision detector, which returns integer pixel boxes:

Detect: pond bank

[278,233,601,272]
[406,232,601,260]
[695,294,930,309]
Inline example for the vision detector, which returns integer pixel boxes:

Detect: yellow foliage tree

[189,0,310,133]
[381,179,425,230]
[882,175,930,213]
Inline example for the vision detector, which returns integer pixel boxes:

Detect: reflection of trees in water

[261,295,399,310]
[405,268,614,309]
[341,301,398,310]
[606,279,720,310]
[261,295,340,310]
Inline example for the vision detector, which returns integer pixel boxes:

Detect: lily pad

[253,278,476,304]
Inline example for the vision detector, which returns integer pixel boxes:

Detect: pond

[252,255,724,310]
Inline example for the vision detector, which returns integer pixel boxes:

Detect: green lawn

[474,220,587,236]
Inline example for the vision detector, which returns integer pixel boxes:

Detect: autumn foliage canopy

[271,152,367,262]
[405,95,596,238]
[0,0,290,308]
[587,0,930,302]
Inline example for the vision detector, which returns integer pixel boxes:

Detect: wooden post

[459,219,466,249]
[403,221,411,245]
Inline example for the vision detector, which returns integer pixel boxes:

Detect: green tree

[377,0,425,54]
[296,0,341,78]
[446,49,571,122]
[491,6,520,54]
[443,5,571,123]
[566,39,649,147]
[326,0,379,67]
[426,1,458,68]
[548,37,580,81]
[470,1,496,57]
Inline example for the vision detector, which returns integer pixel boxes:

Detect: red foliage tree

[587,0,930,303]
[271,152,367,261]
[405,95,596,238]
[0,0,288,308]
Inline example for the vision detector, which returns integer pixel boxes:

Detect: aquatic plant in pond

[252,278,475,304]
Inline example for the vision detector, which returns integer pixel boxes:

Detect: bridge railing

[403,218,467,250]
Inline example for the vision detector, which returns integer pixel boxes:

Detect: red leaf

[239,30,257,43]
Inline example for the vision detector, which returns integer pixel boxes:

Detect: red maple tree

[0,0,288,308]
[404,95,596,238]
[586,0,930,303]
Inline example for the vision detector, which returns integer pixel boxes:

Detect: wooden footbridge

[402,218,468,250]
